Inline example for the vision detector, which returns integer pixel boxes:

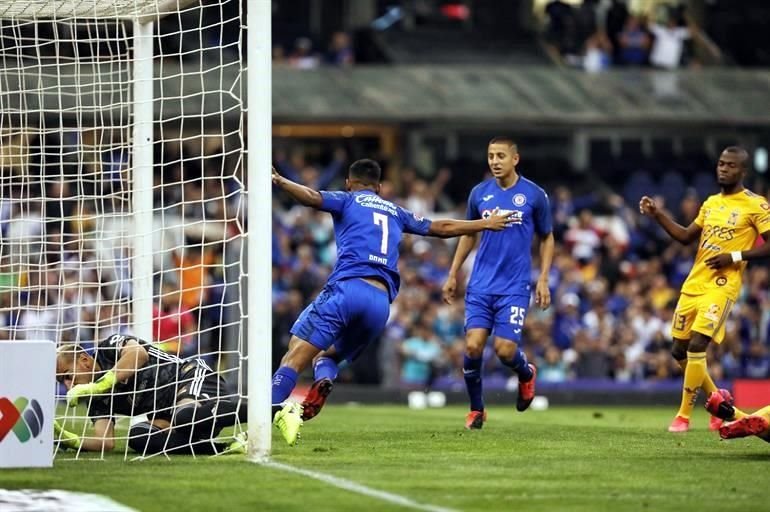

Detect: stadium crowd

[3,134,770,391]
[272,147,770,390]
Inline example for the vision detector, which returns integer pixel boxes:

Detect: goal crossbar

[0,0,199,20]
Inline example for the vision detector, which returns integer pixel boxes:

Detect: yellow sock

[677,358,718,394]
[676,352,707,419]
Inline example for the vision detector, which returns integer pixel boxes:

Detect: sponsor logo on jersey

[412,212,424,221]
[512,194,527,206]
[704,304,721,322]
[355,194,398,215]
[716,276,727,286]
[482,194,494,202]
[481,208,523,224]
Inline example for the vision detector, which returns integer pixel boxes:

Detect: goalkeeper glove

[66,370,117,407]
[53,420,81,450]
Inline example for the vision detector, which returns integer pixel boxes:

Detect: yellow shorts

[670,292,735,344]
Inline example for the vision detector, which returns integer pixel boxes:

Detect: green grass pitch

[3,405,769,512]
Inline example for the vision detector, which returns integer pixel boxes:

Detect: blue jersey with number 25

[466,176,552,296]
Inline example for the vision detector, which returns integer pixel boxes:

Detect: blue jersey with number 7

[319,190,432,302]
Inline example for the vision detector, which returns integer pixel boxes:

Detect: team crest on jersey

[512,194,527,207]
[715,276,727,286]
[728,210,739,226]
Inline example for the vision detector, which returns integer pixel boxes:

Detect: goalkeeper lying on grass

[54,335,247,455]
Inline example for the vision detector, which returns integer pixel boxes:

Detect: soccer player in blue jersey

[271,159,514,445]
[442,137,554,429]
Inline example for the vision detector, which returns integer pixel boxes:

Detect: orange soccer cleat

[719,416,770,440]
[465,410,487,430]
[668,415,690,433]
[516,364,537,412]
[300,378,334,421]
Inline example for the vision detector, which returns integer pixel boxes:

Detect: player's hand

[271,166,283,186]
[65,383,93,407]
[442,275,457,305]
[65,370,116,407]
[486,208,514,231]
[638,196,658,217]
[53,420,81,450]
[535,276,551,310]
[705,253,734,270]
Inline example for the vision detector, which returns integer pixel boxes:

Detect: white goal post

[0,1,271,459]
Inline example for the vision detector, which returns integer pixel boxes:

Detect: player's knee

[128,422,163,454]
[688,337,709,353]
[174,403,217,440]
[671,345,687,362]
[465,344,484,358]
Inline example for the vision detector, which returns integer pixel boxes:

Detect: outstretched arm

[428,209,511,238]
[639,195,702,245]
[272,167,323,208]
[55,418,115,453]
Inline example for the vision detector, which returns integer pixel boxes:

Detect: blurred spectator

[648,10,691,69]
[288,37,320,70]
[618,16,651,66]
[400,323,445,389]
[326,32,354,67]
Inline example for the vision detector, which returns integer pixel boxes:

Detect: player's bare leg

[494,337,537,412]
[464,328,489,429]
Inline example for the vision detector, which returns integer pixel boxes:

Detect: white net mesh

[0,1,246,459]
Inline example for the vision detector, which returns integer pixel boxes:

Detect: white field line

[263,461,461,512]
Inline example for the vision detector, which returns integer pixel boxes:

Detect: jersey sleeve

[319,190,349,215]
[693,201,709,227]
[96,334,150,369]
[750,199,770,234]
[399,207,432,235]
[534,189,553,236]
[466,185,480,220]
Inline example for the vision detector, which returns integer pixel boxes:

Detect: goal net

[0,1,248,459]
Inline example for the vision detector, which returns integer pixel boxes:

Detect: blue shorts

[465,292,530,342]
[290,278,390,362]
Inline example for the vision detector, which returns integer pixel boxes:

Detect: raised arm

[639,195,702,245]
[272,166,323,208]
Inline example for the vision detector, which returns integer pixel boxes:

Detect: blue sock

[271,366,298,405]
[463,355,484,411]
[501,348,533,382]
[313,357,339,382]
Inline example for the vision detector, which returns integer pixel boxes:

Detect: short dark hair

[723,146,750,170]
[488,136,518,153]
[348,159,382,186]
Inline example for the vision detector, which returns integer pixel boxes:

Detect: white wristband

[731,251,743,263]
